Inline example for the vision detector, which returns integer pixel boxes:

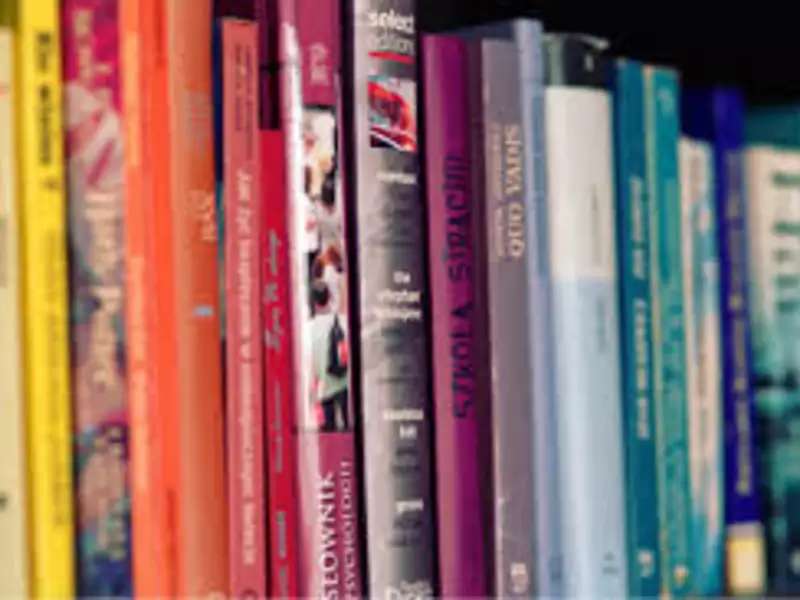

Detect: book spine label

[345,0,436,595]
[544,37,627,598]
[645,68,692,597]
[422,34,487,598]
[263,129,300,598]
[680,138,724,595]
[0,20,28,598]
[164,2,228,595]
[744,145,800,594]
[222,19,267,598]
[280,0,363,596]
[14,1,76,595]
[479,39,536,598]
[62,0,131,595]
[613,59,660,597]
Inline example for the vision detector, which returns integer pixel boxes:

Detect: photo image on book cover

[301,107,352,434]
[367,74,416,152]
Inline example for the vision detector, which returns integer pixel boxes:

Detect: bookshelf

[421,2,800,102]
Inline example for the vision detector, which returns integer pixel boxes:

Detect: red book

[262,129,299,598]
[222,18,267,598]
[275,0,363,596]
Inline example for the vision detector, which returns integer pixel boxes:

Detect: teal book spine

[644,66,693,597]
[613,59,661,598]
[680,138,725,595]
[743,142,800,595]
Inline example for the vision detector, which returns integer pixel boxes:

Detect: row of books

[2,0,800,598]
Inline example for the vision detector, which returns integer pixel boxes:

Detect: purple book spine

[422,34,488,598]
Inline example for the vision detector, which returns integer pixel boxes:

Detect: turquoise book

[679,137,725,595]
[744,110,800,594]
[644,66,693,597]
[613,59,660,598]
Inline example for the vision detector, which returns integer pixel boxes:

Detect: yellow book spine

[0,16,29,599]
[12,0,75,596]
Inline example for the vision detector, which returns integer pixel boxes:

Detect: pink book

[222,18,267,597]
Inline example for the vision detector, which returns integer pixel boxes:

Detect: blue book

[683,88,767,595]
[613,59,661,598]
[679,137,725,595]
[544,35,628,597]
[742,127,800,595]
[461,19,560,596]
[645,66,693,597]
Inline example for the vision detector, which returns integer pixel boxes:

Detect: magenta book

[277,0,363,596]
[222,18,267,598]
[422,33,489,597]
[61,0,131,594]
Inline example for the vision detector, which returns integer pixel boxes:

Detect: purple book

[422,34,488,597]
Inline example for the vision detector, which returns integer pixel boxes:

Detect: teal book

[613,59,660,598]
[743,137,800,595]
[644,66,693,597]
[679,137,725,595]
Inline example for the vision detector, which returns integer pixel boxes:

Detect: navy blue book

[682,88,766,595]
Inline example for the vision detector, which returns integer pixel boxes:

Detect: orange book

[120,0,172,595]
[137,0,229,595]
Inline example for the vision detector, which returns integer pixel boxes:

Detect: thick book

[613,58,660,598]
[278,0,363,596]
[682,88,767,596]
[0,14,28,598]
[11,0,76,595]
[147,1,229,595]
[122,0,171,594]
[469,38,537,597]
[262,128,300,598]
[680,137,724,595]
[743,141,800,595]
[343,0,436,595]
[543,34,627,597]
[62,0,131,594]
[222,18,267,598]
[644,66,693,597]
[422,34,488,598]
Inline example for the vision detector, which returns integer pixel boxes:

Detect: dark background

[420,1,800,104]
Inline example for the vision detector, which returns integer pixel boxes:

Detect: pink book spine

[222,18,267,598]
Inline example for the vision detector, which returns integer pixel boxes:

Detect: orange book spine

[121,0,172,596]
[163,1,229,595]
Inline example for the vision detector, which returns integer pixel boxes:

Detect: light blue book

[645,66,693,597]
[679,137,725,595]
[614,59,661,598]
[544,35,628,598]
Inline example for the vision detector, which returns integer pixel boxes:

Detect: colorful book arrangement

[5,1,800,597]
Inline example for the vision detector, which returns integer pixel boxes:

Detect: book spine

[61,0,131,594]
[262,128,300,598]
[422,34,487,598]
[613,59,660,597]
[13,1,76,595]
[222,19,267,598]
[280,0,363,596]
[644,67,692,597]
[680,138,724,596]
[163,2,229,595]
[479,39,536,598]
[344,0,436,595]
[0,16,28,598]
[543,35,627,597]
[744,145,800,595]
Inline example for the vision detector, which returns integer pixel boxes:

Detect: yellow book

[0,9,28,598]
[10,0,75,596]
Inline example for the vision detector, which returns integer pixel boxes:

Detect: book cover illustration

[680,137,724,595]
[62,0,131,595]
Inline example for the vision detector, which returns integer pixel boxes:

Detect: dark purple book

[343,0,436,596]
[422,34,489,597]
